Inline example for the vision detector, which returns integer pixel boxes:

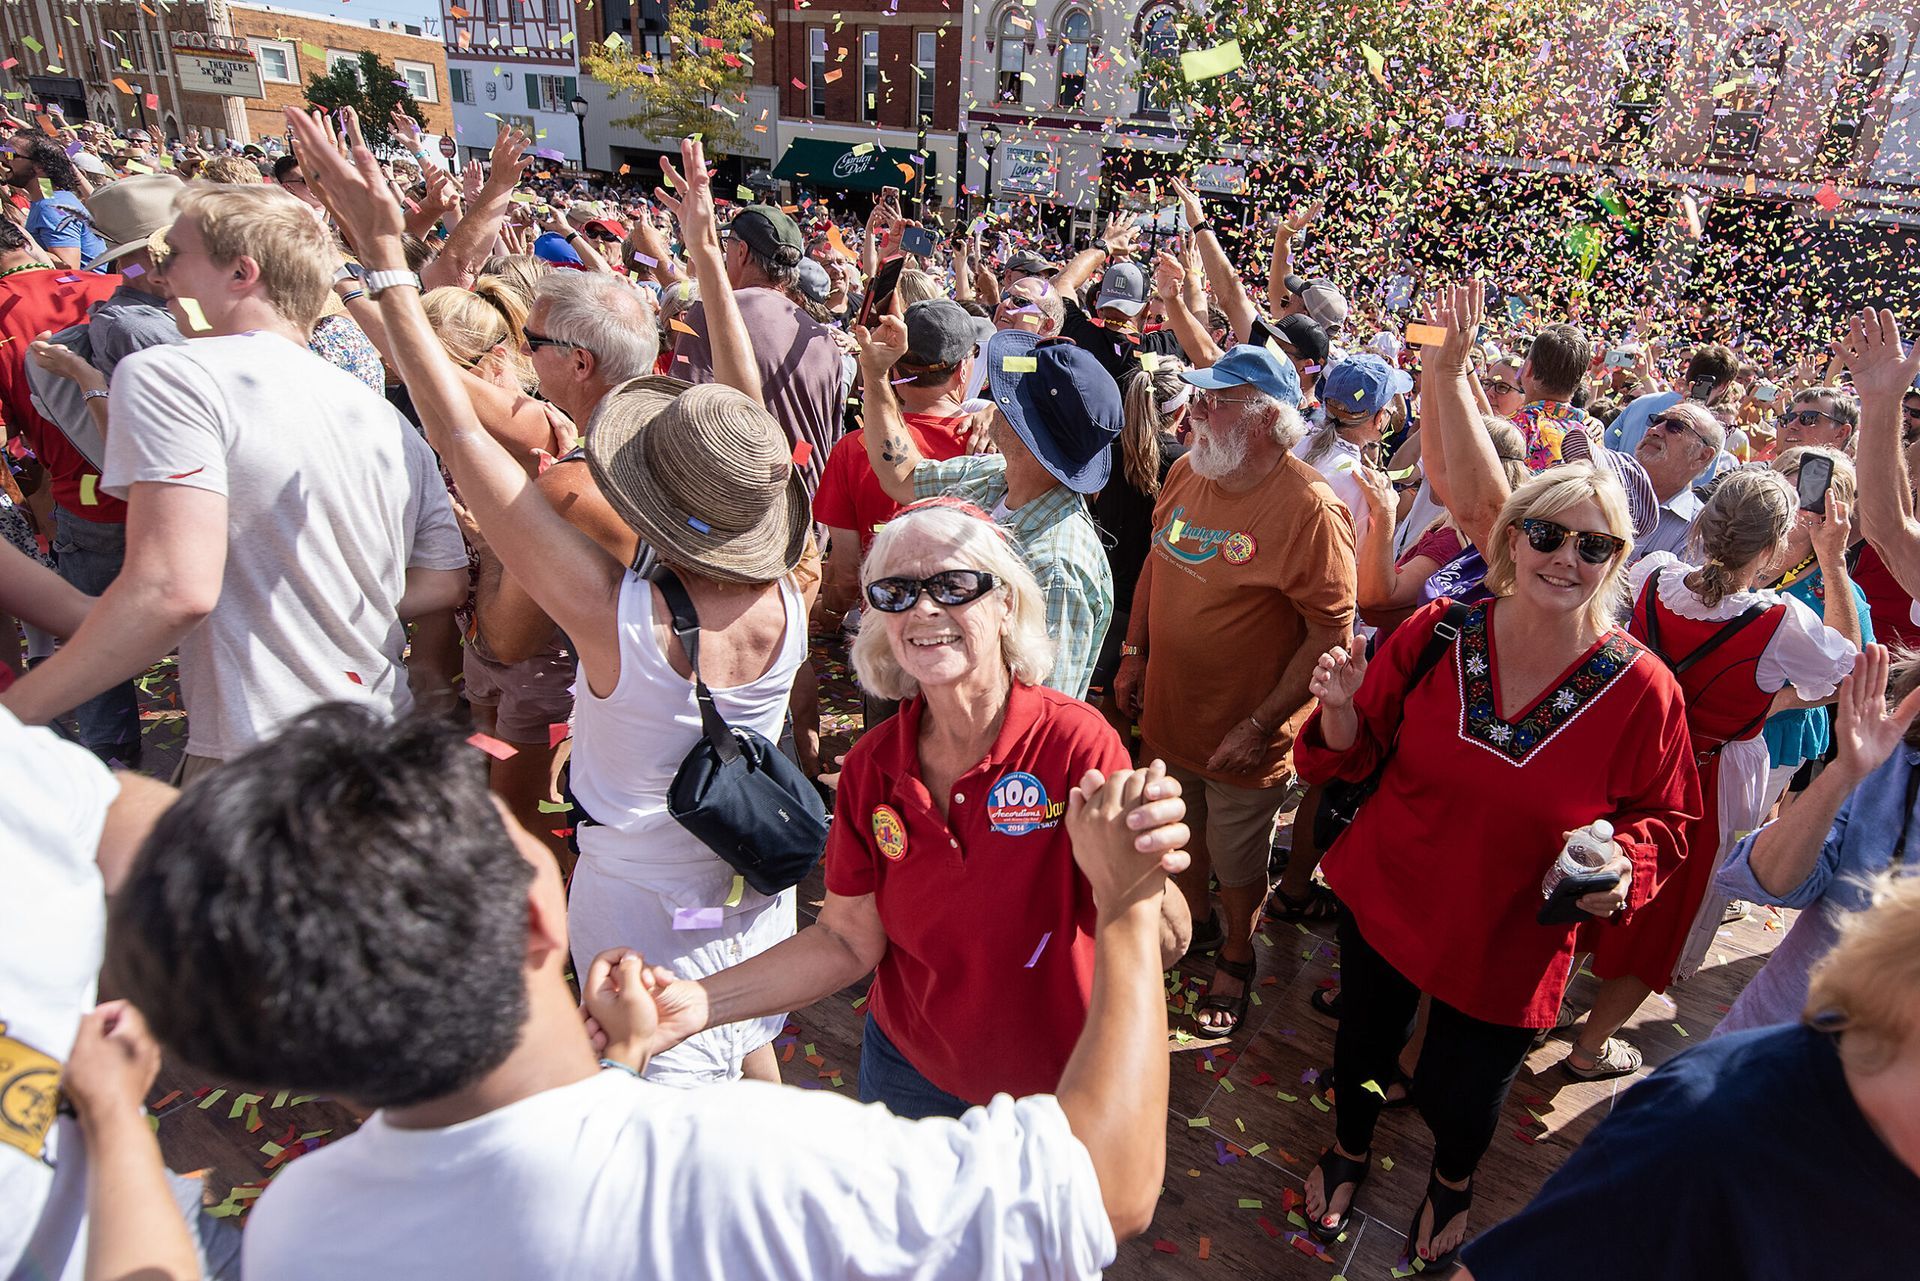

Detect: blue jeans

[51,506,140,762]
[857,1012,970,1120]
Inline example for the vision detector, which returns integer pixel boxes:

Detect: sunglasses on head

[1520,518,1626,565]
[864,569,998,613]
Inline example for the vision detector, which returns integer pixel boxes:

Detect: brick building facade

[230,5,451,143]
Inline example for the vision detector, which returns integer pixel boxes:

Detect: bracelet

[338,289,366,304]
[1247,712,1272,735]
[597,1057,640,1078]
[1190,219,1213,235]
[1119,642,1144,658]
[83,388,108,401]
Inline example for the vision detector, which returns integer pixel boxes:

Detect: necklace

[0,262,47,281]
[1772,550,1818,590]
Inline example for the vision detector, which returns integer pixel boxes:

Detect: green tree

[304,51,422,154]
[585,0,772,156]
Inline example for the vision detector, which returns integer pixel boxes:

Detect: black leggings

[1332,915,1537,1183]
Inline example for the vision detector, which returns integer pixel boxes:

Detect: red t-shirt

[811,410,970,556]
[825,680,1130,1103]
[1850,540,1920,648]
[0,269,125,522]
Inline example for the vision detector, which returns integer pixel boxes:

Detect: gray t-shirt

[103,332,466,760]
[670,286,841,494]
[87,282,183,377]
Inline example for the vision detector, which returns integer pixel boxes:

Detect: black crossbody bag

[655,570,829,896]
[1313,603,1470,849]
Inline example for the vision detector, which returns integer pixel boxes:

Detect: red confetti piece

[548,722,571,749]
[344,671,363,685]
[1258,1215,1282,1238]
[467,732,519,760]
[1152,1240,1179,1254]
[791,440,813,469]
[151,1090,181,1110]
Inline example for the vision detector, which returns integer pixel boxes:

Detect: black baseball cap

[1003,249,1058,278]
[1273,313,1329,365]
[728,204,804,259]
[904,299,977,367]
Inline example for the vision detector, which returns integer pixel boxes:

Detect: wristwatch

[363,269,422,299]
[331,262,364,284]
[1190,219,1213,236]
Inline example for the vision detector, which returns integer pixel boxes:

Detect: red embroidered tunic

[1296,599,1701,1027]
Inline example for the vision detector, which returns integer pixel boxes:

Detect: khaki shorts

[462,636,576,745]
[1161,759,1286,890]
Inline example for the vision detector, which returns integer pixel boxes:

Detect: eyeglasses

[522,329,580,353]
[1778,408,1837,428]
[1481,376,1522,396]
[864,569,998,613]
[1195,387,1263,411]
[1520,518,1626,565]
[1901,403,1920,422]
[1648,414,1711,449]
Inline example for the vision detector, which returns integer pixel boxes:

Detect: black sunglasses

[1521,518,1626,565]
[522,329,579,352]
[865,569,998,613]
[1778,408,1836,427]
[1648,414,1711,448]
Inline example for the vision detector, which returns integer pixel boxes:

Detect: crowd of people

[3,98,1918,1281]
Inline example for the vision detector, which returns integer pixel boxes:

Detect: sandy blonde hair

[851,504,1055,700]
[199,155,263,185]
[1684,466,1794,606]
[175,183,333,329]
[422,278,532,389]
[1806,872,1920,1073]
[897,268,942,308]
[1484,462,1634,635]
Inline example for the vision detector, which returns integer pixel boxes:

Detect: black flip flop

[1269,882,1342,923]
[1194,953,1256,1035]
[1307,1145,1371,1243]
[1405,1171,1474,1273]
[1309,985,1343,1020]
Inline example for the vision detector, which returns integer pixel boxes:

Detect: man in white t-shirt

[0,184,467,776]
[0,708,238,1279]
[106,703,1193,1281]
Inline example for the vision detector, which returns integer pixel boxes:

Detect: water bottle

[1541,820,1615,899]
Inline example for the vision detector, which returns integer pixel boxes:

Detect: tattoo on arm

[881,435,909,464]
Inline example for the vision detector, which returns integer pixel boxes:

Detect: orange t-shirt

[1139,453,1356,785]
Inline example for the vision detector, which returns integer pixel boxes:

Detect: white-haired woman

[1567,466,1859,1080]
[635,500,1192,1118]
[1294,464,1700,1270]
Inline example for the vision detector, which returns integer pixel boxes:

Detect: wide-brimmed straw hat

[584,376,808,584]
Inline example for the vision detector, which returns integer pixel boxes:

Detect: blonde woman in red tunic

[1295,464,1700,1271]
[1564,467,1860,1079]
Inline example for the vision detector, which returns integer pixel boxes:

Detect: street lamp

[569,94,589,171]
[980,124,1002,208]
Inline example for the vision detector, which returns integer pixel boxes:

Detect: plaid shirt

[912,454,1113,699]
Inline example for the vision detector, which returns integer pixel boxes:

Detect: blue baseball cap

[1180,344,1302,407]
[1322,353,1414,418]
[984,332,1124,494]
[533,231,584,269]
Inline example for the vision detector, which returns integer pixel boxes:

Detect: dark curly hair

[18,136,83,193]
[107,704,536,1108]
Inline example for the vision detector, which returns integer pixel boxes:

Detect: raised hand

[1839,308,1920,401]
[283,107,406,251]
[656,136,718,254]
[1429,279,1485,374]
[1278,200,1322,240]
[1066,761,1189,917]
[1099,211,1141,257]
[485,124,532,192]
[852,314,909,376]
[461,159,485,207]
[1152,250,1185,301]
[1309,644,1368,711]
[1810,497,1852,567]
[1833,644,1920,784]
[389,106,423,146]
[1169,176,1206,229]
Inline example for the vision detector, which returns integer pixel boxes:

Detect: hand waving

[1839,308,1920,402]
[283,107,406,252]
[1309,644,1368,711]
[1834,644,1920,784]
[656,136,719,255]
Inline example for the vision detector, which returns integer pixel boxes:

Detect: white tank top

[570,571,806,870]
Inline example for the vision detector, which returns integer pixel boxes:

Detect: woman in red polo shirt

[1295,465,1699,1271]
[635,500,1192,1117]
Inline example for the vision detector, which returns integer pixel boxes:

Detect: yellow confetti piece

[1180,39,1243,83]
[1361,1079,1387,1098]
[1187,1116,1211,1127]
[1247,1141,1269,1156]
[1381,1155,1395,1170]
[79,474,98,505]
[178,297,210,332]
[1237,1198,1263,1209]
[1168,518,1186,542]
[1674,1022,1689,1038]
[1001,355,1037,372]
[1139,351,1160,371]
[725,875,744,907]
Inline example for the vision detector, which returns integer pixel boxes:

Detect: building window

[527,74,577,114]
[1821,31,1892,167]
[450,67,474,104]
[252,40,296,85]
[396,60,437,102]
[151,32,166,74]
[916,30,937,123]
[1058,9,1090,109]
[327,51,364,85]
[1136,4,1179,116]
[1608,21,1674,148]
[996,10,1027,104]
[861,29,880,122]
[808,27,827,117]
[1710,26,1788,160]
[122,32,145,73]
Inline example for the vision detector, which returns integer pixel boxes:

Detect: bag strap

[1644,567,1771,676]
[1406,601,1470,692]
[651,568,741,764]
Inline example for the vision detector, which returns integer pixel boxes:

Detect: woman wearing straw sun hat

[280,107,811,1090]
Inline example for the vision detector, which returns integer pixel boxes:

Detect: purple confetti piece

[672,906,723,930]
[1301,1067,1320,1085]
[122,263,144,279]
[1444,110,1467,128]
[64,140,82,157]
[1023,931,1052,968]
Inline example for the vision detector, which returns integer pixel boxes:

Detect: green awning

[771,137,921,191]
